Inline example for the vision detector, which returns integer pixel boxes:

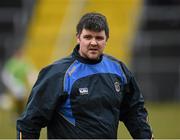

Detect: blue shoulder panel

[59,56,127,125]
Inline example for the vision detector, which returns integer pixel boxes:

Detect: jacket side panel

[16,55,75,139]
[119,61,153,139]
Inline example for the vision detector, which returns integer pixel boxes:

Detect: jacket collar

[72,44,103,64]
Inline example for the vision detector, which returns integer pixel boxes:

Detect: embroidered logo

[114,81,121,93]
[79,88,88,95]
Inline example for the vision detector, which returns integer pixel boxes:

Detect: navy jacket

[16,45,152,139]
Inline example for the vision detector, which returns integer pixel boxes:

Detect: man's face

[77,29,107,60]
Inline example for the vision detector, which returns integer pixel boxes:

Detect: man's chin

[88,55,100,60]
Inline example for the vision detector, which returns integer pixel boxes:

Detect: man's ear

[76,34,80,43]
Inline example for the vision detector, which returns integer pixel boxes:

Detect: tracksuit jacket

[16,44,152,139]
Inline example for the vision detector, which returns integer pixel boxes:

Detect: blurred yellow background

[23,0,142,69]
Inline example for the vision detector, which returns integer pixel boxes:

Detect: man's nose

[90,38,97,45]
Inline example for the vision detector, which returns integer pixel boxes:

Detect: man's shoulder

[103,54,130,74]
[103,54,124,65]
[39,55,75,79]
[53,55,75,68]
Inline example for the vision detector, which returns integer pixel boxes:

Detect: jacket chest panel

[70,74,124,110]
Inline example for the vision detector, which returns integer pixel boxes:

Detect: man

[17,12,153,139]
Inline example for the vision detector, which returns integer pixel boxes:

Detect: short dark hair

[76,12,109,39]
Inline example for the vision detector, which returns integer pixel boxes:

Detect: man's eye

[96,36,104,40]
[84,36,92,39]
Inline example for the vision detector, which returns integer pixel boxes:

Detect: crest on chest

[114,81,121,93]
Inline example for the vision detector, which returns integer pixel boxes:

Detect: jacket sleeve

[16,66,66,139]
[119,62,153,139]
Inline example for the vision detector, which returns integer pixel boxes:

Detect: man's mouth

[89,48,98,51]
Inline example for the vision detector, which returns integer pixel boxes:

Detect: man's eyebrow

[83,34,93,37]
[96,35,104,38]
[83,34,92,36]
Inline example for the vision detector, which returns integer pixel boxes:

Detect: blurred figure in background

[0,80,8,109]
[1,49,37,116]
[0,46,9,109]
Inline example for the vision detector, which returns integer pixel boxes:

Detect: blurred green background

[1,102,180,139]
